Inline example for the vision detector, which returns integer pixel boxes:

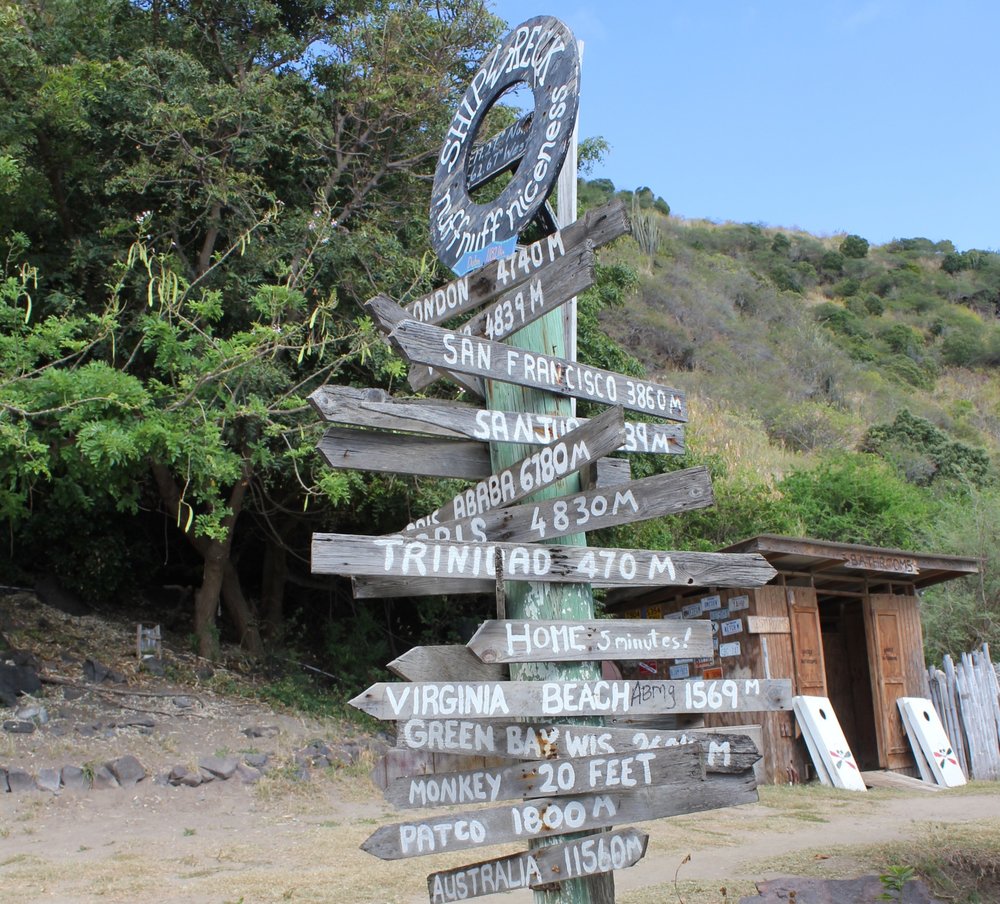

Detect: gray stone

[15,703,48,724]
[197,768,216,783]
[168,765,202,787]
[235,763,261,784]
[1,768,8,792]
[82,659,124,685]
[6,768,36,792]
[60,765,88,791]
[3,720,36,734]
[36,767,61,793]
[106,755,145,786]
[172,696,194,709]
[139,658,166,677]
[243,752,269,768]
[119,716,155,728]
[242,725,279,738]
[62,686,86,701]
[198,755,239,780]
[91,765,119,790]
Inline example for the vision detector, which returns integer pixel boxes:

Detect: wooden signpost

[305,15,794,904]
[396,719,761,768]
[402,405,625,529]
[362,773,758,860]
[405,200,629,325]
[467,619,713,663]
[349,677,792,720]
[403,467,713,543]
[309,384,684,455]
[369,307,688,421]
[408,244,596,392]
[385,744,720,809]
[427,828,648,903]
[318,427,491,480]
[313,533,777,589]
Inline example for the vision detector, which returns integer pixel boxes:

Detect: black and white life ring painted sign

[430,16,580,275]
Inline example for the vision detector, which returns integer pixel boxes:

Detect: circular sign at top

[430,16,580,275]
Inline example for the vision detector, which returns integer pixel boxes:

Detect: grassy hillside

[576,179,1000,660]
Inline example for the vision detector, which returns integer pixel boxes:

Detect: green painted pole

[486,315,614,904]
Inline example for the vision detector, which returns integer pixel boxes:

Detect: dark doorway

[819,597,880,769]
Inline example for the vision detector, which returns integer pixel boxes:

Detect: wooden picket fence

[926,644,1000,781]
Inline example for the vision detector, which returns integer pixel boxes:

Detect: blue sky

[490,1,1000,252]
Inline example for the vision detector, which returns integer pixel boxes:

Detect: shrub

[863,293,884,315]
[820,250,845,274]
[778,452,933,548]
[771,233,791,254]
[840,234,870,258]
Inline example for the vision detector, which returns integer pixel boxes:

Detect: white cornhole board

[792,695,867,791]
[896,699,935,783]
[898,696,967,787]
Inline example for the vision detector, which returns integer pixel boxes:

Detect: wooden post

[485,266,613,904]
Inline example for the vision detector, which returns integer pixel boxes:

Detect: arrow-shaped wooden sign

[397,720,760,770]
[427,828,648,903]
[312,534,776,589]
[407,244,596,392]
[317,427,491,479]
[466,618,713,663]
[403,466,713,543]
[402,199,629,327]
[362,773,757,860]
[403,405,624,530]
[374,311,688,422]
[308,384,684,455]
[387,645,507,683]
[384,745,708,809]
[349,677,792,721]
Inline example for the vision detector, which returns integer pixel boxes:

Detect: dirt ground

[3,765,1000,904]
[3,593,1000,903]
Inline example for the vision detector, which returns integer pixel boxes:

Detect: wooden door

[787,587,827,697]
[865,594,924,770]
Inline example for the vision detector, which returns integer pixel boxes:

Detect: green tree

[0,0,500,657]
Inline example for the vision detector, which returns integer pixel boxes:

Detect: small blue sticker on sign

[453,237,518,276]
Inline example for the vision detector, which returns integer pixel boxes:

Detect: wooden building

[606,535,978,784]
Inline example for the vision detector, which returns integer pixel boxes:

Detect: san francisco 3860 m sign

[430,16,580,274]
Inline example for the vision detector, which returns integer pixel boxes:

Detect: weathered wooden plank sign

[374,311,688,421]
[349,677,792,721]
[404,405,625,530]
[407,244,596,391]
[362,773,758,860]
[351,574,619,599]
[384,745,710,809]
[313,533,777,589]
[317,427,491,480]
[404,467,713,544]
[309,384,684,455]
[426,828,649,903]
[397,720,760,771]
[388,646,507,683]
[467,619,713,663]
[407,199,629,326]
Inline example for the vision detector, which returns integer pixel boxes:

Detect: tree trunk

[151,459,254,660]
[194,550,225,660]
[261,539,286,640]
[222,560,263,654]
